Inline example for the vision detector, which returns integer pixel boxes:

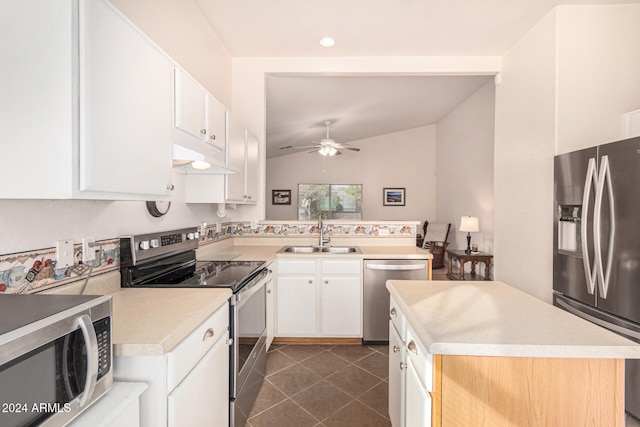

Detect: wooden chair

[421,223,451,269]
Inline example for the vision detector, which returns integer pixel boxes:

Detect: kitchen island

[387,280,640,427]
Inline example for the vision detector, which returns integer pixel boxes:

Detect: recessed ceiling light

[319,37,335,48]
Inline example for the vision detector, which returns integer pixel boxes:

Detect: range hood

[172,143,239,174]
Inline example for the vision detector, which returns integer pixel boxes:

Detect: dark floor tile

[292,380,352,421]
[266,349,297,376]
[322,400,392,427]
[248,399,317,427]
[247,379,288,418]
[268,362,322,396]
[326,364,382,398]
[355,351,389,380]
[358,380,390,419]
[301,350,351,378]
[279,344,330,362]
[329,344,374,362]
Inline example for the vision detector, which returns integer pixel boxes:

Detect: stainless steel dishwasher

[363,259,429,343]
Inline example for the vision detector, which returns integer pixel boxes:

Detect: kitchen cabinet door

[320,276,361,337]
[276,276,317,336]
[78,0,173,196]
[266,265,275,350]
[174,68,205,141]
[389,320,406,427]
[244,131,260,202]
[405,358,431,427]
[205,93,226,152]
[167,330,229,427]
[226,113,247,202]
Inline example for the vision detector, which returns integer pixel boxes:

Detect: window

[298,184,362,220]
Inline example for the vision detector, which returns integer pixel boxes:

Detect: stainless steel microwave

[0,294,113,427]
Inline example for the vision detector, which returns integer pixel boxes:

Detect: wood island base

[435,355,624,426]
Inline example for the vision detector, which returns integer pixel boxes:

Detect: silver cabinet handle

[202,328,215,341]
[407,340,418,355]
[390,307,397,317]
[308,279,313,284]
[226,338,234,346]
[200,129,207,135]
[167,184,175,191]
[400,362,407,371]
[393,345,401,353]
[210,134,216,140]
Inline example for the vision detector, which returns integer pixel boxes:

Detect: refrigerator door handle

[594,155,616,299]
[581,157,598,295]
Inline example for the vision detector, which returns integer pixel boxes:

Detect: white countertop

[197,242,432,262]
[387,280,640,359]
[109,287,231,357]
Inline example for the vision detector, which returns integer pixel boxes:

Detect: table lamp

[460,216,479,254]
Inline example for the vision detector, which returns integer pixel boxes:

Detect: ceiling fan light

[319,145,338,156]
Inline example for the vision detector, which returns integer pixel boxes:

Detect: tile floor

[246,344,391,427]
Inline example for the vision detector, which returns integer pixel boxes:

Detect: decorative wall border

[0,221,416,294]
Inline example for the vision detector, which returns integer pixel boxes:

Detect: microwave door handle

[76,314,99,407]
[581,157,598,295]
[594,155,615,299]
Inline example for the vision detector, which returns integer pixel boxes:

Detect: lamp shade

[460,216,479,233]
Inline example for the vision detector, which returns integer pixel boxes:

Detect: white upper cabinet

[225,113,259,204]
[79,0,174,196]
[174,68,226,161]
[1,0,174,199]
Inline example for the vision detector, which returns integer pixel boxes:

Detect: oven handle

[232,268,268,307]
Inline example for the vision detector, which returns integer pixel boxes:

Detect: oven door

[230,269,267,426]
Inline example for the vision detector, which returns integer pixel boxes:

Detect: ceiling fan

[299,121,361,156]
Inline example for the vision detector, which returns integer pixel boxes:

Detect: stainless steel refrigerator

[553,135,640,419]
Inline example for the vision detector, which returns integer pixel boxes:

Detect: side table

[446,249,493,280]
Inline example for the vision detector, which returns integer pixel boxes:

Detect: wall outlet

[56,240,74,268]
[82,237,96,263]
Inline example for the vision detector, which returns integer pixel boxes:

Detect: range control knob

[193,232,200,239]
[150,239,159,248]
[187,233,195,240]
[139,240,150,250]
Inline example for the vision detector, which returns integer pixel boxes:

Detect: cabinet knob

[324,280,329,284]
[166,184,175,191]
[202,328,215,341]
[200,129,207,135]
[226,338,234,346]
[267,289,272,294]
[400,362,407,371]
[308,280,313,284]
[390,307,397,317]
[210,134,216,140]
[407,340,418,355]
[393,345,401,353]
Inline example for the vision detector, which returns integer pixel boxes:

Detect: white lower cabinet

[391,299,434,427]
[276,258,362,337]
[114,303,230,427]
[167,335,228,426]
[405,358,431,427]
[389,319,406,427]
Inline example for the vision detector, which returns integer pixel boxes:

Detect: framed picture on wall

[383,188,405,206]
[272,189,291,205]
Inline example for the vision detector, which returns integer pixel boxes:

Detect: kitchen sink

[278,246,362,254]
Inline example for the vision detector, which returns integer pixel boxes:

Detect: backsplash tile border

[1,221,416,294]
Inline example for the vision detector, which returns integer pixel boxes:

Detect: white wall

[436,81,495,254]
[556,5,640,154]
[494,11,558,302]
[493,4,640,302]
[232,56,502,222]
[266,126,437,222]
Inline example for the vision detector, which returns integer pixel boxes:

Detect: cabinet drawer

[167,303,229,391]
[389,295,406,339]
[277,259,317,275]
[320,259,361,275]
[406,324,433,392]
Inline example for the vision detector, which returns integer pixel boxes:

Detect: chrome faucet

[318,213,330,247]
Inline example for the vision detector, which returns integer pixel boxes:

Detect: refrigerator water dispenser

[558,205,582,255]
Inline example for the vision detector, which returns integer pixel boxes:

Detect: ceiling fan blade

[307,148,320,153]
[332,144,360,152]
[343,147,360,152]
